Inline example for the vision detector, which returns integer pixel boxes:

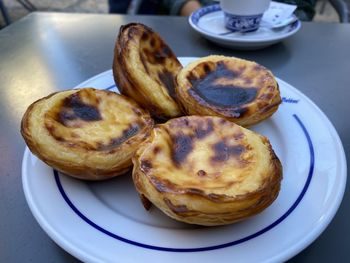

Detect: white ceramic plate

[22,57,346,263]
[189,4,301,49]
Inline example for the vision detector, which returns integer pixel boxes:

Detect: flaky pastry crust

[113,23,183,120]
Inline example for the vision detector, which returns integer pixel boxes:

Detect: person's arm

[180,0,202,15]
[162,0,202,16]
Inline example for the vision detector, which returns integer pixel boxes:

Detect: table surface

[1,12,349,262]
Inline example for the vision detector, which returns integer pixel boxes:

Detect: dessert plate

[22,57,346,263]
[189,4,301,49]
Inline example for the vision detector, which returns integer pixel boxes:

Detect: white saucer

[189,4,301,50]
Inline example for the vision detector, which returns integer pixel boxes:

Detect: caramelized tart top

[22,88,153,153]
[176,56,281,126]
[135,116,282,198]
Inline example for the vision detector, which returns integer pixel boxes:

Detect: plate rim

[22,60,347,262]
[188,4,301,45]
[22,148,103,263]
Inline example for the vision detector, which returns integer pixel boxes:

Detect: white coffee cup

[220,0,271,32]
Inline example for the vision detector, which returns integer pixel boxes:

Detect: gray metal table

[0,12,349,262]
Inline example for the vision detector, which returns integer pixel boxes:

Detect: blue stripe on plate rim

[190,4,221,25]
[190,4,300,35]
[52,84,315,252]
[105,84,116,90]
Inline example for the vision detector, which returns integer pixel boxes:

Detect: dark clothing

[274,0,317,21]
[109,0,317,21]
[108,0,129,13]
[108,0,167,15]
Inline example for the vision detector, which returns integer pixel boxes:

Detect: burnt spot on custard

[194,118,214,139]
[138,29,179,100]
[132,107,144,116]
[45,122,68,143]
[168,118,219,166]
[45,123,56,134]
[153,45,173,64]
[153,146,161,155]
[170,133,194,166]
[211,141,245,163]
[168,117,213,139]
[244,78,253,85]
[141,31,149,41]
[48,119,140,151]
[150,37,156,47]
[233,131,245,140]
[140,53,150,75]
[197,170,207,177]
[141,41,175,65]
[57,92,102,127]
[70,132,79,138]
[168,117,215,166]
[54,135,65,142]
[127,25,141,40]
[96,124,140,151]
[140,159,152,173]
[158,69,177,99]
[253,64,266,73]
[258,84,281,107]
[187,62,258,109]
[139,25,177,66]
[219,118,226,125]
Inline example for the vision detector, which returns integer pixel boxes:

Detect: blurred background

[0,0,341,29]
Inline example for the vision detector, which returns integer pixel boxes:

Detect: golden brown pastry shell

[21,88,154,180]
[113,23,183,120]
[176,55,281,127]
[132,116,282,226]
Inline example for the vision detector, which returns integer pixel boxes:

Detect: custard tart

[21,88,153,180]
[113,23,183,120]
[176,55,281,127]
[132,116,282,226]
